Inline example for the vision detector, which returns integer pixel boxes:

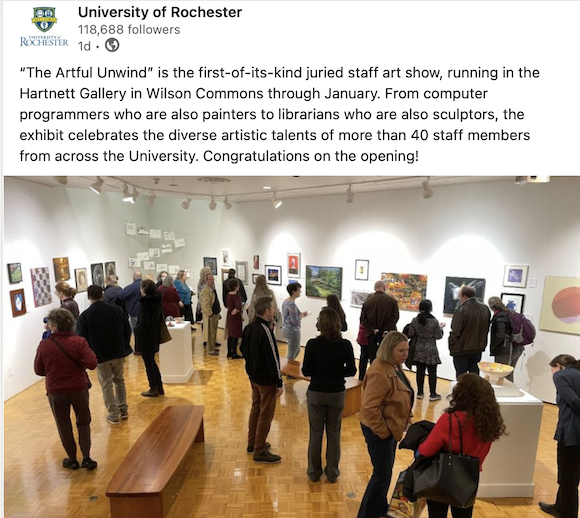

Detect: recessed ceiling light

[263,186,272,190]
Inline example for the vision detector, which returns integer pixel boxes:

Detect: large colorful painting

[381,272,427,311]
[30,267,52,307]
[53,257,70,282]
[306,265,343,299]
[540,276,580,335]
[443,277,486,314]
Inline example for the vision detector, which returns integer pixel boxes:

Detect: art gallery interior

[3,175,579,518]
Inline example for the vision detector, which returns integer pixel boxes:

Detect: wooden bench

[106,405,204,518]
[280,359,363,417]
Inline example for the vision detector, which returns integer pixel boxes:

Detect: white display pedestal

[159,322,194,384]
[478,388,543,498]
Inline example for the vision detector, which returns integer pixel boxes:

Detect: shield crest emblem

[32,7,57,32]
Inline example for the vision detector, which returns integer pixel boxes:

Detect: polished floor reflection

[5,329,559,517]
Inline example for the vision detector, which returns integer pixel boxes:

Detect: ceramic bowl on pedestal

[478,362,514,385]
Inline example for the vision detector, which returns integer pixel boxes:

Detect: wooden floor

[5,329,560,518]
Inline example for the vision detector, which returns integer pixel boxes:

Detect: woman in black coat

[135,279,164,397]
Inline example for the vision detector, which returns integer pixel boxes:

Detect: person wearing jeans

[358,332,413,518]
[281,282,308,361]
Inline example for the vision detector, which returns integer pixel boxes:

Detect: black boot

[141,387,159,397]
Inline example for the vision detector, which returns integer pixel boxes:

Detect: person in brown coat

[360,280,399,368]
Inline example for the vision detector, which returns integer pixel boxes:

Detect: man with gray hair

[118,269,143,332]
[360,280,399,377]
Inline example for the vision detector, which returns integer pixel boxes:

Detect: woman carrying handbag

[417,374,506,517]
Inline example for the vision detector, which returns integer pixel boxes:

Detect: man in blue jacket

[118,269,143,331]
[77,285,133,424]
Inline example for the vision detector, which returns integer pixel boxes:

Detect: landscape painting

[306,265,343,299]
[381,272,427,311]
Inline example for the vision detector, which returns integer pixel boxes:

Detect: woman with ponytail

[54,281,79,320]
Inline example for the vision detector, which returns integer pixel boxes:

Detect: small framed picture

[235,261,249,284]
[75,268,88,292]
[53,257,71,282]
[253,255,260,269]
[350,289,372,308]
[287,253,301,278]
[221,249,231,266]
[355,259,369,281]
[7,263,22,284]
[501,292,525,314]
[91,263,105,288]
[10,289,27,317]
[252,274,260,284]
[503,264,529,288]
[265,265,282,286]
[204,257,218,275]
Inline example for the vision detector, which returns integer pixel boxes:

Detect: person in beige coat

[200,273,221,355]
[357,331,413,518]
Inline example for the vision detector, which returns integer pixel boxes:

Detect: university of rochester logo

[32,7,57,32]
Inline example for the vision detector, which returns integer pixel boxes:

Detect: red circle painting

[552,287,580,324]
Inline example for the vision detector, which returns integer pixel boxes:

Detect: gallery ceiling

[9,175,511,204]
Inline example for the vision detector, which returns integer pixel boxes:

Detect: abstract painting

[10,289,27,317]
[91,263,105,288]
[30,267,52,307]
[443,277,486,314]
[503,265,529,288]
[540,276,580,335]
[265,265,282,286]
[7,263,22,284]
[501,293,525,314]
[381,272,427,311]
[350,289,372,308]
[204,257,218,276]
[53,257,70,282]
[306,265,343,299]
[288,253,301,278]
[75,268,88,292]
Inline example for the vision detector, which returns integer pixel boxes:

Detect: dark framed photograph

[204,257,218,275]
[75,268,88,292]
[265,265,282,286]
[355,259,369,281]
[7,263,22,284]
[105,261,116,277]
[443,276,486,314]
[501,292,525,314]
[91,263,105,288]
[10,289,27,317]
[306,265,343,299]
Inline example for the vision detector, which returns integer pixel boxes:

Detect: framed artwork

[503,265,529,288]
[252,274,260,284]
[501,292,525,314]
[253,255,260,269]
[105,262,116,277]
[204,257,218,275]
[221,249,231,266]
[75,268,88,292]
[10,289,27,317]
[287,253,301,278]
[235,260,249,284]
[265,265,282,286]
[381,272,428,311]
[350,289,372,308]
[128,258,141,268]
[53,257,70,282]
[540,276,580,335]
[306,265,343,299]
[30,267,52,307]
[221,268,230,283]
[355,259,369,281]
[443,276,486,314]
[7,263,22,284]
[91,263,105,288]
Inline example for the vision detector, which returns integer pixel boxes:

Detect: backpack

[508,313,536,346]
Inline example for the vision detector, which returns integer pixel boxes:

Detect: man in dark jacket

[448,285,491,377]
[76,285,133,424]
[117,269,143,331]
[360,280,399,367]
[240,297,283,464]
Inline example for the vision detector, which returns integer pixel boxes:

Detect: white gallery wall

[3,176,579,403]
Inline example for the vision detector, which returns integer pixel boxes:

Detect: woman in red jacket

[158,275,183,318]
[418,374,506,517]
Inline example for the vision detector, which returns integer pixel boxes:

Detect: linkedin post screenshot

[3,1,580,175]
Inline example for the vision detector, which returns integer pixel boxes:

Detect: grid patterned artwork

[30,267,52,307]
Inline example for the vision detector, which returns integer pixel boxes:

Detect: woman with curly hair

[418,373,507,518]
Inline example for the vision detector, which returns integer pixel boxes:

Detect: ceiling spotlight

[224,197,233,210]
[346,185,354,203]
[53,176,68,186]
[272,193,283,209]
[132,187,140,200]
[89,176,104,194]
[209,197,217,211]
[147,191,156,205]
[262,185,272,190]
[122,184,134,203]
[421,177,434,199]
[526,175,550,183]
[181,197,191,210]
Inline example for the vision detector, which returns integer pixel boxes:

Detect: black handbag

[413,413,480,508]
[403,323,416,370]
